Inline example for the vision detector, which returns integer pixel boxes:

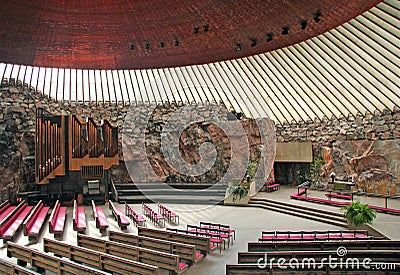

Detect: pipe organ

[35,108,119,204]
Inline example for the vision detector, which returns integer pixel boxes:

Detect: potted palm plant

[342,201,376,228]
[224,179,250,205]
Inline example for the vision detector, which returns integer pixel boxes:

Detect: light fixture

[266,33,273,42]
[300,20,307,30]
[314,11,322,23]
[235,43,241,51]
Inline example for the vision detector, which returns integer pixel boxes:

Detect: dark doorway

[274,162,310,186]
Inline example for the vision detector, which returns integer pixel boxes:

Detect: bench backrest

[109,230,197,262]
[91,200,98,220]
[248,240,400,252]
[238,250,400,264]
[226,263,400,274]
[44,238,160,275]
[0,201,26,236]
[0,200,10,216]
[77,234,180,272]
[23,200,43,235]
[7,242,111,275]
[0,257,41,275]
[48,200,60,231]
[139,227,211,253]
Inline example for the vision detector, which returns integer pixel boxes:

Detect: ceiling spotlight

[250,38,257,47]
[145,41,150,49]
[300,20,307,30]
[314,11,322,23]
[160,41,165,47]
[282,27,289,35]
[203,24,209,32]
[175,39,180,46]
[194,27,199,34]
[266,33,273,42]
[236,43,241,51]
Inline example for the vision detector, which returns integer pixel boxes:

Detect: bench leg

[36,266,46,273]
[17,259,27,267]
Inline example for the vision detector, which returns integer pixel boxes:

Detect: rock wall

[276,109,400,192]
[0,78,399,200]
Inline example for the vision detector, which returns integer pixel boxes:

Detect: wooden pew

[109,230,204,265]
[91,200,108,235]
[78,234,188,274]
[186,225,225,252]
[248,239,400,252]
[238,250,400,264]
[199,221,236,242]
[7,241,112,275]
[0,202,16,224]
[138,227,213,255]
[0,200,10,215]
[0,258,41,275]
[73,200,86,233]
[0,201,33,243]
[23,200,50,242]
[109,200,130,230]
[226,263,400,275]
[48,200,67,239]
[43,238,160,275]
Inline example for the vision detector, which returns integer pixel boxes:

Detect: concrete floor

[1,186,399,275]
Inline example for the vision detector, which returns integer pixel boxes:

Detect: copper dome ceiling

[0,0,380,70]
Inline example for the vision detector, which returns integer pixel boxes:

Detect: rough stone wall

[1,78,399,199]
[275,108,400,192]
[0,80,264,200]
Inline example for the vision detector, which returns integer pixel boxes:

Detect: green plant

[310,153,323,181]
[245,156,258,182]
[231,185,249,202]
[341,201,376,227]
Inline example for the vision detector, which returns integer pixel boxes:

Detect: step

[248,200,346,224]
[117,189,226,196]
[246,201,347,227]
[118,195,225,205]
[250,198,344,219]
[114,182,228,190]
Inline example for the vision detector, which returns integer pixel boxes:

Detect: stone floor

[1,186,399,275]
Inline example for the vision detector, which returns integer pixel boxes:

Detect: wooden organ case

[35,109,119,205]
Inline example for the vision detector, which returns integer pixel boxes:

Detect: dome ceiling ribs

[0,0,399,125]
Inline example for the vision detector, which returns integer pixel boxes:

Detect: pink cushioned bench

[200,221,236,244]
[109,200,130,230]
[73,200,86,233]
[0,204,16,223]
[265,181,280,192]
[125,204,147,227]
[48,200,67,239]
[0,201,33,243]
[92,200,108,235]
[23,200,50,242]
[259,229,371,242]
[325,193,352,200]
